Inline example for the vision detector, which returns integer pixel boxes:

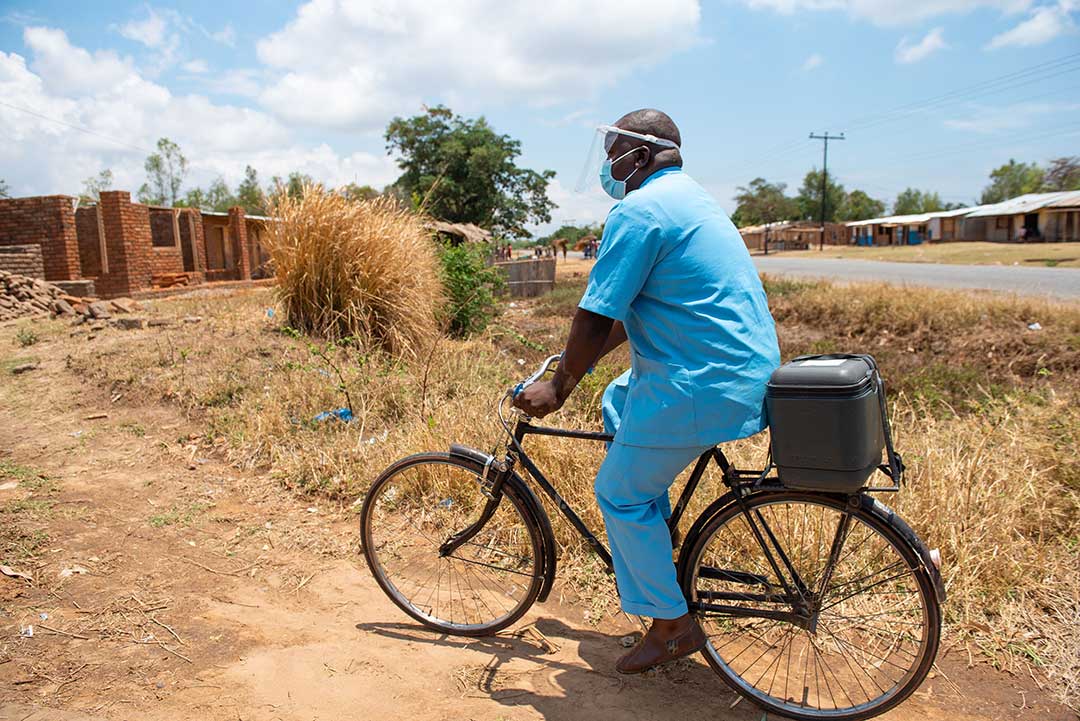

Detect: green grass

[148,501,211,528]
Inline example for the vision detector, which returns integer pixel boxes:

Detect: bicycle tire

[360,452,545,636]
[679,491,941,721]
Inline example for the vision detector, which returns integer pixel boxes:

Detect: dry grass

[265,187,442,358]
[57,277,1080,708]
[762,241,1080,268]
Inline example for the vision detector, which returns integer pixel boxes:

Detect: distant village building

[737,190,1080,250]
[0,190,274,298]
[739,221,847,251]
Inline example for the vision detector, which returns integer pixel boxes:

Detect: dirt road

[0,345,1069,720]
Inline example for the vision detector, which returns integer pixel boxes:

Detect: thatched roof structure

[426,220,493,244]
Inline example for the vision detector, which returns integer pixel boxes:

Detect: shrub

[265,186,442,359]
[437,242,503,337]
[15,328,37,347]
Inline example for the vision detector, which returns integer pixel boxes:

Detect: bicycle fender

[447,445,558,604]
[859,495,947,605]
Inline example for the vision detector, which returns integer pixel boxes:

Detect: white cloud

[0,28,398,199]
[210,24,236,47]
[802,53,824,70]
[117,8,167,47]
[255,0,703,130]
[895,27,948,63]
[986,0,1078,47]
[738,0,1030,26]
[182,58,208,74]
[944,101,1080,133]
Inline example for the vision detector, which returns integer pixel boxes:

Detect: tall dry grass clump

[265,186,442,358]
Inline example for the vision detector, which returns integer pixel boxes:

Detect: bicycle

[360,354,946,721]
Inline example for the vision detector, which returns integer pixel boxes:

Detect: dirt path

[0,348,1070,720]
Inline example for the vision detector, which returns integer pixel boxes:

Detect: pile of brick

[0,270,142,324]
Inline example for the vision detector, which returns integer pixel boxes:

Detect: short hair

[615,109,681,148]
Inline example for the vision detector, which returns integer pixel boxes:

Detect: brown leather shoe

[615,616,707,674]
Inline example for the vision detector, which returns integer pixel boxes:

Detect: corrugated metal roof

[846,213,932,227]
[964,191,1080,218]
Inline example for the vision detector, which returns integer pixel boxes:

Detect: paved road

[752,256,1080,300]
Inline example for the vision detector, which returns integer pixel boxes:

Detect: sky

[1,0,1078,235]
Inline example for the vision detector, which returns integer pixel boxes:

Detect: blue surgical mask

[599,147,644,200]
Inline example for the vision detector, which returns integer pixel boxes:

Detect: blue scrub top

[579,166,781,448]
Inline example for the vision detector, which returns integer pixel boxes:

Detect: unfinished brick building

[0,191,273,298]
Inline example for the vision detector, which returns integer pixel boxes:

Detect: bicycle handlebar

[512,353,562,399]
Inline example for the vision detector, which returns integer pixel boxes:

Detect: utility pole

[809,131,844,251]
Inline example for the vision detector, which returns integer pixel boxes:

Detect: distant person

[512,108,780,674]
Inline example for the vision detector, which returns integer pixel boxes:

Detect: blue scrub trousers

[598,373,711,619]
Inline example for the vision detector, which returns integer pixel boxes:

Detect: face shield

[574,125,680,193]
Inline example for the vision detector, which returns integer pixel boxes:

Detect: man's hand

[512,379,564,418]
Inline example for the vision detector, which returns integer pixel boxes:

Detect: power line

[0,99,153,154]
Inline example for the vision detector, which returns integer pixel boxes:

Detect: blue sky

[1,1,1078,234]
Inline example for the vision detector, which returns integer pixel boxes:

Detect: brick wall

[149,207,179,248]
[96,191,153,298]
[0,244,45,279]
[228,207,252,281]
[0,195,81,281]
[75,206,104,277]
[151,246,185,276]
[178,209,208,276]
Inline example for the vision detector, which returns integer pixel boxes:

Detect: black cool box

[766,354,888,493]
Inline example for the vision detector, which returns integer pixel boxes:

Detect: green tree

[385,105,555,238]
[205,177,236,212]
[836,189,886,221]
[178,187,207,210]
[980,159,1043,204]
[0,179,9,198]
[731,178,799,227]
[236,165,265,214]
[1042,156,1080,192]
[340,183,380,203]
[270,172,315,201]
[437,242,504,337]
[539,223,602,246]
[796,168,846,223]
[137,137,188,206]
[80,169,113,202]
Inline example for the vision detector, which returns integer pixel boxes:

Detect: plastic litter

[266,308,275,318]
[1027,322,1042,331]
[438,498,454,509]
[313,408,354,423]
[19,625,33,637]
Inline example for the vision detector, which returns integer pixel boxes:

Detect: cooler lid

[768,355,875,393]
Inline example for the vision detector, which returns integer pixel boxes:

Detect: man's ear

[635,146,651,168]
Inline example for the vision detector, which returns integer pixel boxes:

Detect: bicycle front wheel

[681,492,940,721]
[360,452,544,636]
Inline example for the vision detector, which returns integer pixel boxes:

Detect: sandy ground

[0,334,1072,720]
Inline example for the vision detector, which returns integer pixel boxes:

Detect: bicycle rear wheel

[680,492,940,721]
[360,452,544,636]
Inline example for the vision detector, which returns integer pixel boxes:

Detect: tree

[836,189,886,221]
[795,168,846,223]
[1042,156,1080,192]
[980,159,1043,204]
[236,166,266,214]
[206,178,236,212]
[137,137,188,206]
[385,105,555,238]
[340,183,380,203]
[179,188,208,210]
[0,179,9,198]
[731,178,799,227]
[270,172,315,201]
[538,223,602,247]
[80,169,113,202]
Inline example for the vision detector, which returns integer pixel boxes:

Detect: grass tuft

[265,186,443,359]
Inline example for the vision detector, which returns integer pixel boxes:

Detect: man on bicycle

[513,109,781,674]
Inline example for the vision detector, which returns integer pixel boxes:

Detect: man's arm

[512,308,615,417]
